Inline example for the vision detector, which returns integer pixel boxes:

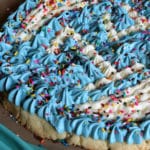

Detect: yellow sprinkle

[77,83,80,86]
[14,51,18,56]
[102,68,106,72]
[23,37,29,41]
[31,94,35,97]
[112,49,115,53]
[41,94,45,97]
[118,111,122,115]
[101,128,105,132]
[127,118,133,122]
[69,31,74,35]
[71,46,77,50]
[30,87,34,91]
[58,70,61,75]
[108,34,113,39]
[56,60,59,64]
[104,104,109,109]
[136,95,140,99]
[19,15,23,21]
[26,59,30,64]
[48,5,52,9]
[80,2,86,8]
[53,41,58,47]
[57,0,63,2]
[111,103,115,107]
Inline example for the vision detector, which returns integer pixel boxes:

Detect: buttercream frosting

[0,0,150,145]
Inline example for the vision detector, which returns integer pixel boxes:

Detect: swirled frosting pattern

[0,0,150,145]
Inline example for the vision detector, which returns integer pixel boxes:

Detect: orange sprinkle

[40,139,45,144]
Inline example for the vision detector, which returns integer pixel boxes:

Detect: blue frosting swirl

[126,126,143,144]
[111,4,135,31]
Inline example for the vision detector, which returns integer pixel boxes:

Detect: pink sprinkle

[43,8,48,13]
[34,59,39,64]
[45,94,49,97]
[135,96,139,100]
[132,48,137,51]
[85,108,91,114]
[80,48,83,52]
[16,85,20,89]
[120,110,125,114]
[114,61,119,65]
[110,95,118,101]
[41,72,46,77]
[140,132,144,136]
[42,44,48,49]
[126,90,130,94]
[37,3,43,8]
[127,114,131,117]
[135,101,139,106]
[107,123,111,127]
[142,31,150,34]
[116,89,121,93]
[21,24,26,29]
[29,78,34,84]
[48,28,51,32]
[109,110,113,113]
[45,113,50,116]
[26,11,29,16]
[40,139,45,144]
[49,82,55,86]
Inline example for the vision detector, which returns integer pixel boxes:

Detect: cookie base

[1,96,150,150]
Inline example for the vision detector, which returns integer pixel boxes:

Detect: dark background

[0,1,81,149]
[0,0,25,27]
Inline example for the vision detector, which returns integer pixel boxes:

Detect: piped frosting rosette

[0,0,150,144]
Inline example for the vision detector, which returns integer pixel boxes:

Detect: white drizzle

[77,78,150,121]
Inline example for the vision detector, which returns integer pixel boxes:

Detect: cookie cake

[0,0,150,150]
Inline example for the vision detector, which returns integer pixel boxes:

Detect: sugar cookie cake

[0,0,150,150]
